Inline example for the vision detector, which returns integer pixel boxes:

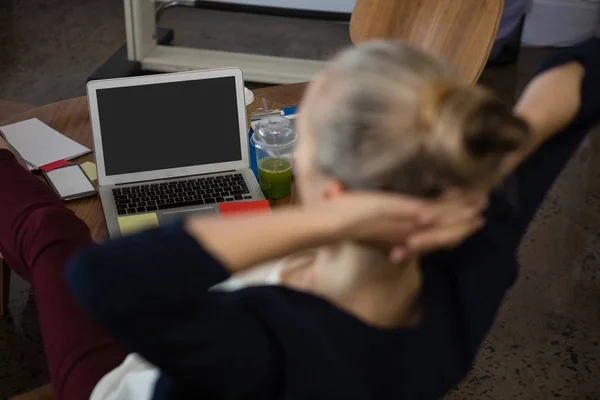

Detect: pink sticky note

[40,159,70,172]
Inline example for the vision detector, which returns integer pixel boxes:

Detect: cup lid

[251,116,297,150]
[255,115,290,131]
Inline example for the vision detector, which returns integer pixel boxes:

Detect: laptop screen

[96,76,242,176]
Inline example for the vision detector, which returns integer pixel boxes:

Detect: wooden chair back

[350,0,504,84]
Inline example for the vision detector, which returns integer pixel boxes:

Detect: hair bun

[464,100,530,157]
[419,79,458,129]
[418,80,531,189]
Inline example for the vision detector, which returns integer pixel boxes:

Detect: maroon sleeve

[0,149,90,280]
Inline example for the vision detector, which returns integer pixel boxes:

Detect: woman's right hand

[401,191,487,256]
[187,190,487,271]
[320,190,488,262]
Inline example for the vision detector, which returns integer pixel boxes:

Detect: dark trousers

[0,150,127,399]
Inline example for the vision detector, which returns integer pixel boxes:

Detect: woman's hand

[400,191,487,257]
[318,192,438,245]
[188,191,487,271]
[319,190,487,262]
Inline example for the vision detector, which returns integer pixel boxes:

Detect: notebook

[0,118,91,171]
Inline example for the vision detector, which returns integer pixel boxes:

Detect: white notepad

[0,118,91,170]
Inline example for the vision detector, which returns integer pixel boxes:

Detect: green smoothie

[258,157,293,199]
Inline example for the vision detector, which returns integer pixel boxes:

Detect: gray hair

[310,41,529,197]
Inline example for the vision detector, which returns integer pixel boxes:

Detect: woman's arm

[68,223,281,396]
[395,45,594,255]
[429,39,600,362]
[502,38,600,177]
[184,193,437,271]
[184,208,335,272]
[513,62,584,149]
[67,193,462,392]
[502,62,584,175]
[0,142,89,282]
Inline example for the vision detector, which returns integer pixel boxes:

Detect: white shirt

[90,260,287,400]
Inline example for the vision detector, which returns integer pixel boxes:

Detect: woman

[0,39,598,399]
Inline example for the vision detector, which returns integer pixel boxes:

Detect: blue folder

[248,107,298,179]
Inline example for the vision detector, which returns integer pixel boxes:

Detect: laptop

[86,68,265,238]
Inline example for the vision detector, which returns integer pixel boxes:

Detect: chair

[350,0,504,84]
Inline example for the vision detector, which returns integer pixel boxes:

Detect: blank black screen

[96,77,242,176]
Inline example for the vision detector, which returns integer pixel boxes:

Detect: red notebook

[219,200,271,216]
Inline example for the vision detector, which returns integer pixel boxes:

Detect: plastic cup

[256,151,294,199]
[251,121,296,200]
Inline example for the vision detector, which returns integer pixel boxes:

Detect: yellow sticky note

[118,213,159,236]
[81,161,98,181]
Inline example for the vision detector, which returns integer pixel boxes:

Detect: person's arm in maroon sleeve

[0,134,122,400]
[0,136,92,281]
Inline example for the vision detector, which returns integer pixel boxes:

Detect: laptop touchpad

[158,205,217,223]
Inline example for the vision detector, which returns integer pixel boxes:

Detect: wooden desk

[0,84,307,242]
[0,83,307,327]
[1,84,307,398]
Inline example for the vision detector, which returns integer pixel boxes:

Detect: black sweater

[67,39,600,400]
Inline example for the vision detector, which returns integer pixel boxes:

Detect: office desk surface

[1,83,308,242]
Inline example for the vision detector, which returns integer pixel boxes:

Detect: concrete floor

[1,0,600,398]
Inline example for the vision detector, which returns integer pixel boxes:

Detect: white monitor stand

[124,0,347,84]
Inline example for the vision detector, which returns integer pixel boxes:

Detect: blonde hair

[311,41,530,197]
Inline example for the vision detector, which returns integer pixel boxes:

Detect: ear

[322,179,346,200]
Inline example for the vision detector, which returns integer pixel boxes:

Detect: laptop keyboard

[112,173,253,215]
